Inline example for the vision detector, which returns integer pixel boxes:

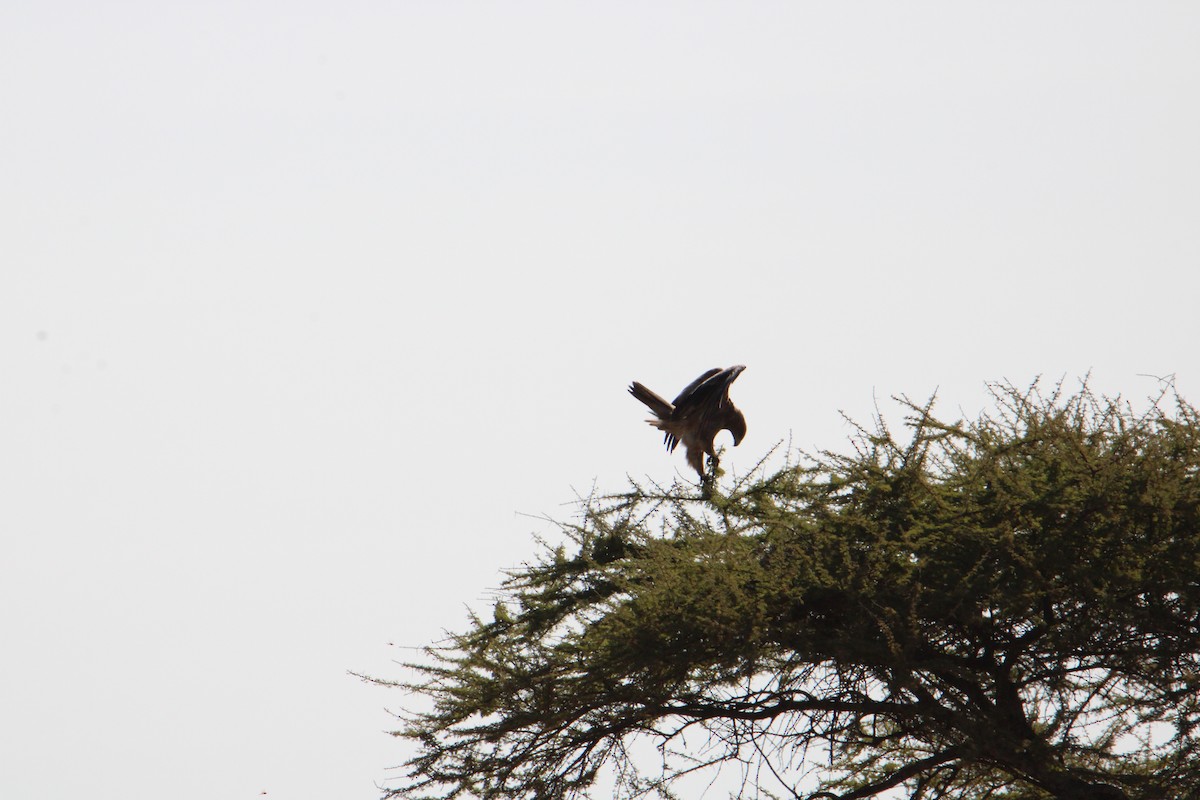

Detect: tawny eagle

[628,365,747,479]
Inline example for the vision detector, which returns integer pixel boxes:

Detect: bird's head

[728,410,747,446]
[724,366,747,445]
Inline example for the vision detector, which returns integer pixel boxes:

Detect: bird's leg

[698,454,723,501]
[705,453,721,482]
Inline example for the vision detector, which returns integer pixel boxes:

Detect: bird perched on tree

[628,365,747,481]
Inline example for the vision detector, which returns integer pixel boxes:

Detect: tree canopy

[377,381,1200,800]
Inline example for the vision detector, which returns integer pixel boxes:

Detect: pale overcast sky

[3,3,1199,798]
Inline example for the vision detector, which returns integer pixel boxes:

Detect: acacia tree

[377,381,1200,800]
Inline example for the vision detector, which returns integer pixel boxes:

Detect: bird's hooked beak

[731,413,747,445]
[729,366,747,445]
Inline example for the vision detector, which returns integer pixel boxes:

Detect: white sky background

[3,2,1199,798]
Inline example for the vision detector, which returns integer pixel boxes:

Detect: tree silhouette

[376,380,1200,800]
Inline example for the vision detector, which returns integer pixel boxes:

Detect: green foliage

[377,380,1200,800]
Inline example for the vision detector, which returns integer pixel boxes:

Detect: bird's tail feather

[628,381,673,419]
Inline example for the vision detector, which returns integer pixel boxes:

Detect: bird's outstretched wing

[673,366,742,425]
[670,368,723,407]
